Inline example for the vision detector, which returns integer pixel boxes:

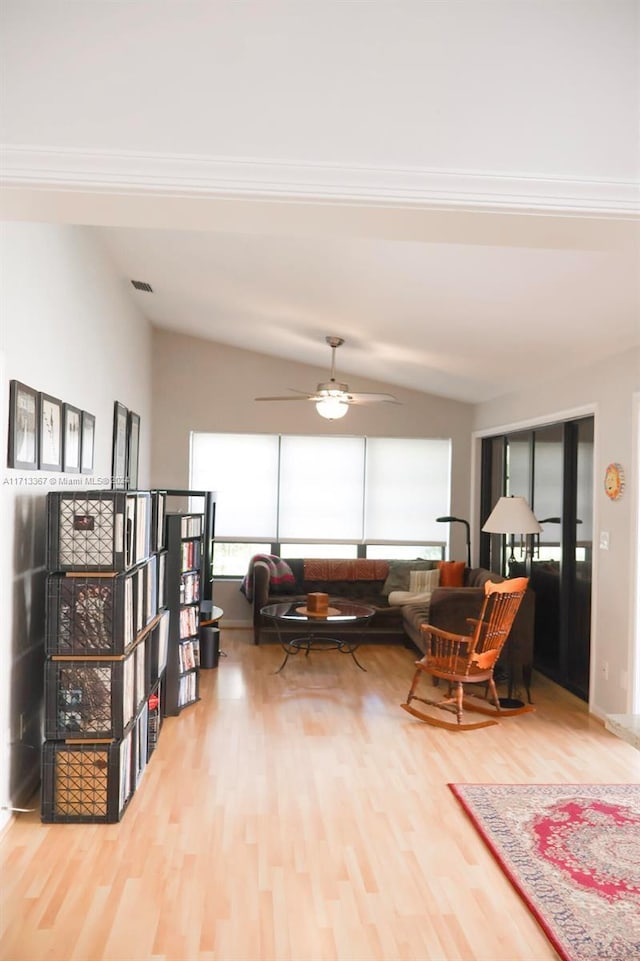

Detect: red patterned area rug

[449,784,640,961]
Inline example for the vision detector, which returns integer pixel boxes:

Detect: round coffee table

[260,599,376,673]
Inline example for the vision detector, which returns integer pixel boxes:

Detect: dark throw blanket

[240,554,295,602]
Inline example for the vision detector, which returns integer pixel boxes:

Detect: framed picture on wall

[111,401,128,489]
[39,392,63,471]
[8,380,38,470]
[81,411,95,473]
[127,411,140,490]
[63,403,82,473]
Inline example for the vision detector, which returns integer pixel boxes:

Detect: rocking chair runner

[401,577,532,730]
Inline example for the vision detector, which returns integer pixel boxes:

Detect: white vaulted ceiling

[1,1,639,402]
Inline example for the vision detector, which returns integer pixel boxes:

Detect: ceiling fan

[255,336,400,420]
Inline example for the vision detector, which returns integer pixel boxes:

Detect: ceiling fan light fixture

[254,335,399,416]
[315,391,349,420]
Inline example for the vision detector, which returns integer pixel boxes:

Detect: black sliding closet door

[480,416,594,701]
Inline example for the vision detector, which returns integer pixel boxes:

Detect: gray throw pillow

[381,559,437,595]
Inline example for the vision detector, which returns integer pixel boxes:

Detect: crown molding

[1,145,638,218]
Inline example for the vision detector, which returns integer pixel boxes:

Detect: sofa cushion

[300,578,387,604]
[382,559,437,595]
[402,599,434,637]
[437,560,466,586]
[388,589,435,606]
[466,567,503,589]
[409,568,440,593]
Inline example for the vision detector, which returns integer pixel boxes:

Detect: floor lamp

[482,495,542,570]
[481,495,541,708]
[436,516,471,567]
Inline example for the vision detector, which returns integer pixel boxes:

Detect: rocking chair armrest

[419,623,472,645]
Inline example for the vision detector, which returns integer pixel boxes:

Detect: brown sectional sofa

[244,557,412,645]
[402,567,535,701]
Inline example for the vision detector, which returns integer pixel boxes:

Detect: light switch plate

[599,531,610,550]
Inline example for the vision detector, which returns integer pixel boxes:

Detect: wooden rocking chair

[401,577,533,730]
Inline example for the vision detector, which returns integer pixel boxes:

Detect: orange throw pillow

[437,561,466,587]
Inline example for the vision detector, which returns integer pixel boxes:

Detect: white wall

[151,329,474,622]
[473,347,640,719]
[0,222,152,831]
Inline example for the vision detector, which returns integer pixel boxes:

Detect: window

[212,542,272,576]
[190,433,279,538]
[279,543,357,559]
[365,437,451,543]
[366,544,443,560]
[191,433,451,575]
[278,436,365,540]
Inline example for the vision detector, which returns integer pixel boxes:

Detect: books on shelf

[179,605,198,639]
[178,671,197,706]
[180,540,201,572]
[180,571,200,604]
[180,515,202,538]
[178,639,196,673]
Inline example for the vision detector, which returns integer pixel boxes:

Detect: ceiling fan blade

[346,392,401,405]
[254,394,315,402]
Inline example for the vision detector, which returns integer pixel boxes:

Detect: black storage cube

[144,554,158,626]
[132,564,145,638]
[131,492,152,567]
[134,637,148,716]
[157,551,167,611]
[133,703,149,789]
[149,609,170,683]
[41,735,134,823]
[45,650,138,740]
[150,490,166,552]
[47,491,148,572]
[46,571,135,656]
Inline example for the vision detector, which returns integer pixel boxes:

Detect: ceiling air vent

[130,280,153,293]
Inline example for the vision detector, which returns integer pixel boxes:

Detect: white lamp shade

[482,495,542,535]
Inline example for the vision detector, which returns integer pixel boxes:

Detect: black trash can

[200,625,220,669]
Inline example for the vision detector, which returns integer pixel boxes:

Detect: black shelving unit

[163,490,216,606]
[163,511,204,715]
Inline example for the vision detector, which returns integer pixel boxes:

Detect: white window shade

[192,432,454,550]
[364,438,451,542]
[190,433,279,538]
[278,435,365,540]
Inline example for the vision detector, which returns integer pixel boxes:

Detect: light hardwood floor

[2,631,639,961]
